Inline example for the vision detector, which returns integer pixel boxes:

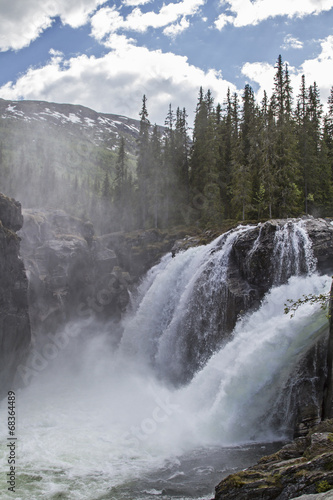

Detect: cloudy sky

[0,0,333,125]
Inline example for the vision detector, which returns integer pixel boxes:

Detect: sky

[0,0,333,126]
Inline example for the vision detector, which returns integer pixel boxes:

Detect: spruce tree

[137,95,151,228]
[271,55,300,216]
[150,124,162,228]
[114,136,128,227]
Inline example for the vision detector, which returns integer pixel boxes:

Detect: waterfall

[178,273,329,444]
[119,225,253,384]
[119,220,321,385]
[0,219,331,500]
[272,220,317,284]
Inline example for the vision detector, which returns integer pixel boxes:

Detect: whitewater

[0,223,331,499]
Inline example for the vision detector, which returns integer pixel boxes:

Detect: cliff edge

[0,193,30,397]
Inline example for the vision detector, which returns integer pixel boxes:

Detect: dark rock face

[0,194,23,231]
[18,209,131,336]
[0,194,30,396]
[99,228,189,280]
[223,217,333,338]
[229,217,333,291]
[214,420,333,500]
[152,218,333,388]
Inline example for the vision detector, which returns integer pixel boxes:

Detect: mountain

[0,98,144,231]
[0,98,141,151]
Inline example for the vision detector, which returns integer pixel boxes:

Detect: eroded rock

[215,421,333,500]
[0,193,30,397]
[18,208,131,336]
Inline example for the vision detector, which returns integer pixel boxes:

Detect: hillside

[0,98,142,230]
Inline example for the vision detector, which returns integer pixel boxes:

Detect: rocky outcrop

[168,217,333,421]
[171,218,333,342]
[0,194,30,396]
[229,217,333,292]
[18,209,132,336]
[215,420,333,500]
[99,227,190,280]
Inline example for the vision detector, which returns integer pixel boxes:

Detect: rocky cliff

[18,208,132,337]
[167,217,333,388]
[0,194,30,396]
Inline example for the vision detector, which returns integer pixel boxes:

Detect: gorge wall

[17,208,188,341]
[18,208,131,337]
[0,194,30,397]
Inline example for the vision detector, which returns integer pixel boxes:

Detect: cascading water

[272,220,317,284]
[0,221,331,500]
[120,225,253,384]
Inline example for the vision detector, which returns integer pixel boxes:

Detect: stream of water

[0,223,330,499]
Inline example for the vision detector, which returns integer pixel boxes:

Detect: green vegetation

[134,54,333,231]
[284,290,332,318]
[316,479,333,493]
[1,54,333,234]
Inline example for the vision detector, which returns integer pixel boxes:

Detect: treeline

[1,54,332,232]
[111,54,333,230]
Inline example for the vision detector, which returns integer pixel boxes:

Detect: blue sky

[0,0,333,126]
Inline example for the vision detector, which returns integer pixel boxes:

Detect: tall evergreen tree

[150,124,162,228]
[114,136,128,227]
[217,88,234,217]
[137,95,151,227]
[271,55,300,216]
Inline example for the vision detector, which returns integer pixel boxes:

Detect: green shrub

[316,479,333,493]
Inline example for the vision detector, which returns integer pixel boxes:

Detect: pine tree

[175,107,190,197]
[102,172,111,200]
[162,104,176,226]
[137,95,151,228]
[323,87,333,185]
[231,85,255,220]
[256,92,277,218]
[217,88,234,218]
[114,136,128,227]
[150,124,162,228]
[271,55,300,216]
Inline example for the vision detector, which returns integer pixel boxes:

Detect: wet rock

[18,209,132,336]
[215,421,333,500]
[0,192,23,231]
[99,227,189,280]
[0,194,30,397]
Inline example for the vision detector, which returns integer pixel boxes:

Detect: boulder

[215,421,333,500]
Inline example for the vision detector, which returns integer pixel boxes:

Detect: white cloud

[215,0,333,29]
[0,43,236,126]
[163,17,190,38]
[282,34,304,50]
[90,6,125,41]
[300,35,333,105]
[241,35,333,110]
[241,61,277,102]
[125,0,205,31]
[0,0,107,51]
[123,0,152,5]
[214,14,236,30]
[90,0,205,42]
